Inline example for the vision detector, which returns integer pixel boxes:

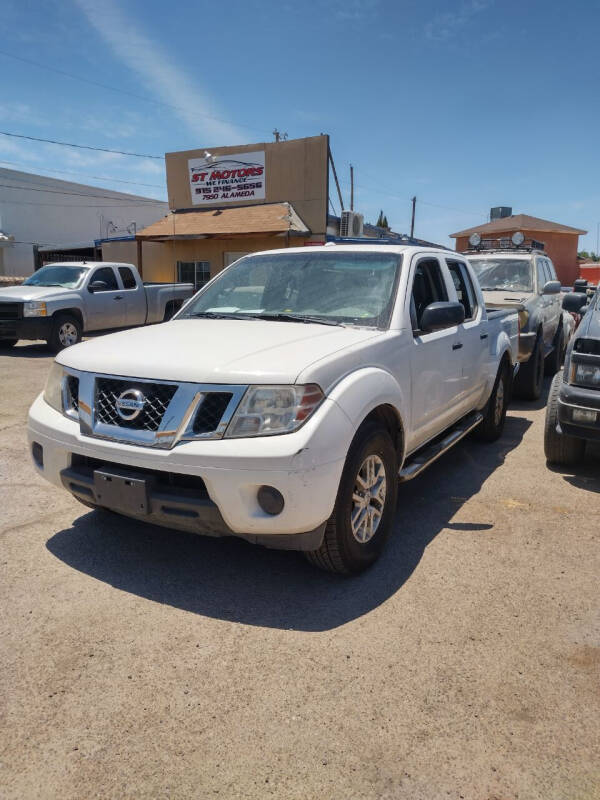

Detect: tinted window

[447,260,477,320]
[177,261,211,290]
[411,258,448,331]
[118,267,136,289]
[91,267,118,291]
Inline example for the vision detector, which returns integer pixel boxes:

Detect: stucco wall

[454,230,580,285]
[102,235,297,282]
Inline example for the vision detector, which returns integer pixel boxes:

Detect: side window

[536,260,546,292]
[545,258,557,282]
[91,267,118,291]
[446,260,478,320]
[118,266,136,289]
[410,258,448,332]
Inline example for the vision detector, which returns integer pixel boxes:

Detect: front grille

[66,375,79,414]
[193,392,233,434]
[95,377,177,431]
[0,302,22,320]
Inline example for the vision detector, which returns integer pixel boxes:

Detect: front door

[407,256,463,452]
[85,266,124,330]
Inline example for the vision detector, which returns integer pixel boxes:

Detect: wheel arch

[52,307,84,329]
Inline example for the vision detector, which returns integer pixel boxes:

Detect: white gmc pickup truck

[28,244,518,574]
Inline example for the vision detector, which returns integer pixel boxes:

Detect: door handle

[480,333,488,340]
[114,295,123,300]
[452,342,463,350]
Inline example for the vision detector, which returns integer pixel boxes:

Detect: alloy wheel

[350,454,387,543]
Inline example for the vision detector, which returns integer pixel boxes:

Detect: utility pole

[350,164,354,211]
[410,196,416,239]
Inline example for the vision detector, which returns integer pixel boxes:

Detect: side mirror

[89,280,108,293]
[562,292,588,312]
[580,305,590,316]
[542,280,561,295]
[420,301,465,333]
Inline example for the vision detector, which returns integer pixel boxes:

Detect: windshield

[23,265,87,288]
[179,251,403,328]
[470,258,533,292]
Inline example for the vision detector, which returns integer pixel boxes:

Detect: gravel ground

[1,341,599,800]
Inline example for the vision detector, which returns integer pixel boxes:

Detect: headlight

[518,309,529,329]
[43,362,65,412]
[225,384,324,438]
[23,301,47,317]
[570,362,600,388]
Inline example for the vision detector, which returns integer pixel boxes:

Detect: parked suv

[545,288,600,464]
[467,241,563,400]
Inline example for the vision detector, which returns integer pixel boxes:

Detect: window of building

[224,252,250,268]
[410,258,448,332]
[91,267,118,291]
[177,261,211,290]
[446,259,478,320]
[118,266,136,289]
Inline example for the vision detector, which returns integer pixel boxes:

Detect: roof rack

[464,236,545,254]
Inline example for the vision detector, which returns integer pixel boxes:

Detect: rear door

[117,265,146,326]
[446,258,487,412]
[84,266,124,330]
[407,255,464,451]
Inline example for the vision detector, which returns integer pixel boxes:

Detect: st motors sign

[188,150,266,205]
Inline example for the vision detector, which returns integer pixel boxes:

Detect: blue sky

[2,0,600,250]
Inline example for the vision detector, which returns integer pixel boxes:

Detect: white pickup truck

[28,244,518,574]
[0,261,193,351]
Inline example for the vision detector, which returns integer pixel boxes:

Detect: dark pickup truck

[545,287,600,464]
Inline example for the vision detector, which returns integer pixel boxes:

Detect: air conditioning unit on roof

[340,210,364,238]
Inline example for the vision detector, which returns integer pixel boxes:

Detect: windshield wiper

[186,311,257,320]
[253,313,343,327]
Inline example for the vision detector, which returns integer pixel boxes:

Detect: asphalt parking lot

[1,341,599,800]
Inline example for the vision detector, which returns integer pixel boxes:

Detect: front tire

[305,422,398,575]
[544,371,586,465]
[545,326,564,376]
[47,314,82,352]
[515,333,544,400]
[473,362,509,442]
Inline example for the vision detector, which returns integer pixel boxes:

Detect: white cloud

[425,0,493,41]
[72,0,247,145]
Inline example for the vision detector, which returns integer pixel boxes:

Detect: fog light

[572,408,597,424]
[257,485,284,515]
[32,441,44,468]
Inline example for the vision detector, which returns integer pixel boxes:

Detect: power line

[0,130,163,160]
[0,159,164,189]
[0,180,166,204]
[0,48,271,137]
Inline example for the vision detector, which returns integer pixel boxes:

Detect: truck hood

[481,289,532,309]
[58,318,384,384]
[0,285,71,302]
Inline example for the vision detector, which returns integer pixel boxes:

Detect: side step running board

[399,412,483,482]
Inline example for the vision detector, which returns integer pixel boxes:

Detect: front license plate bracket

[93,468,153,515]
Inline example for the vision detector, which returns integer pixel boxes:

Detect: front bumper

[0,316,53,341]
[28,392,352,546]
[518,331,537,362]
[557,381,600,442]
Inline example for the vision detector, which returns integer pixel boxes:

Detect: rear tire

[544,371,586,465]
[473,362,509,442]
[47,314,82,352]
[305,422,398,575]
[514,333,544,400]
[545,326,564,376]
